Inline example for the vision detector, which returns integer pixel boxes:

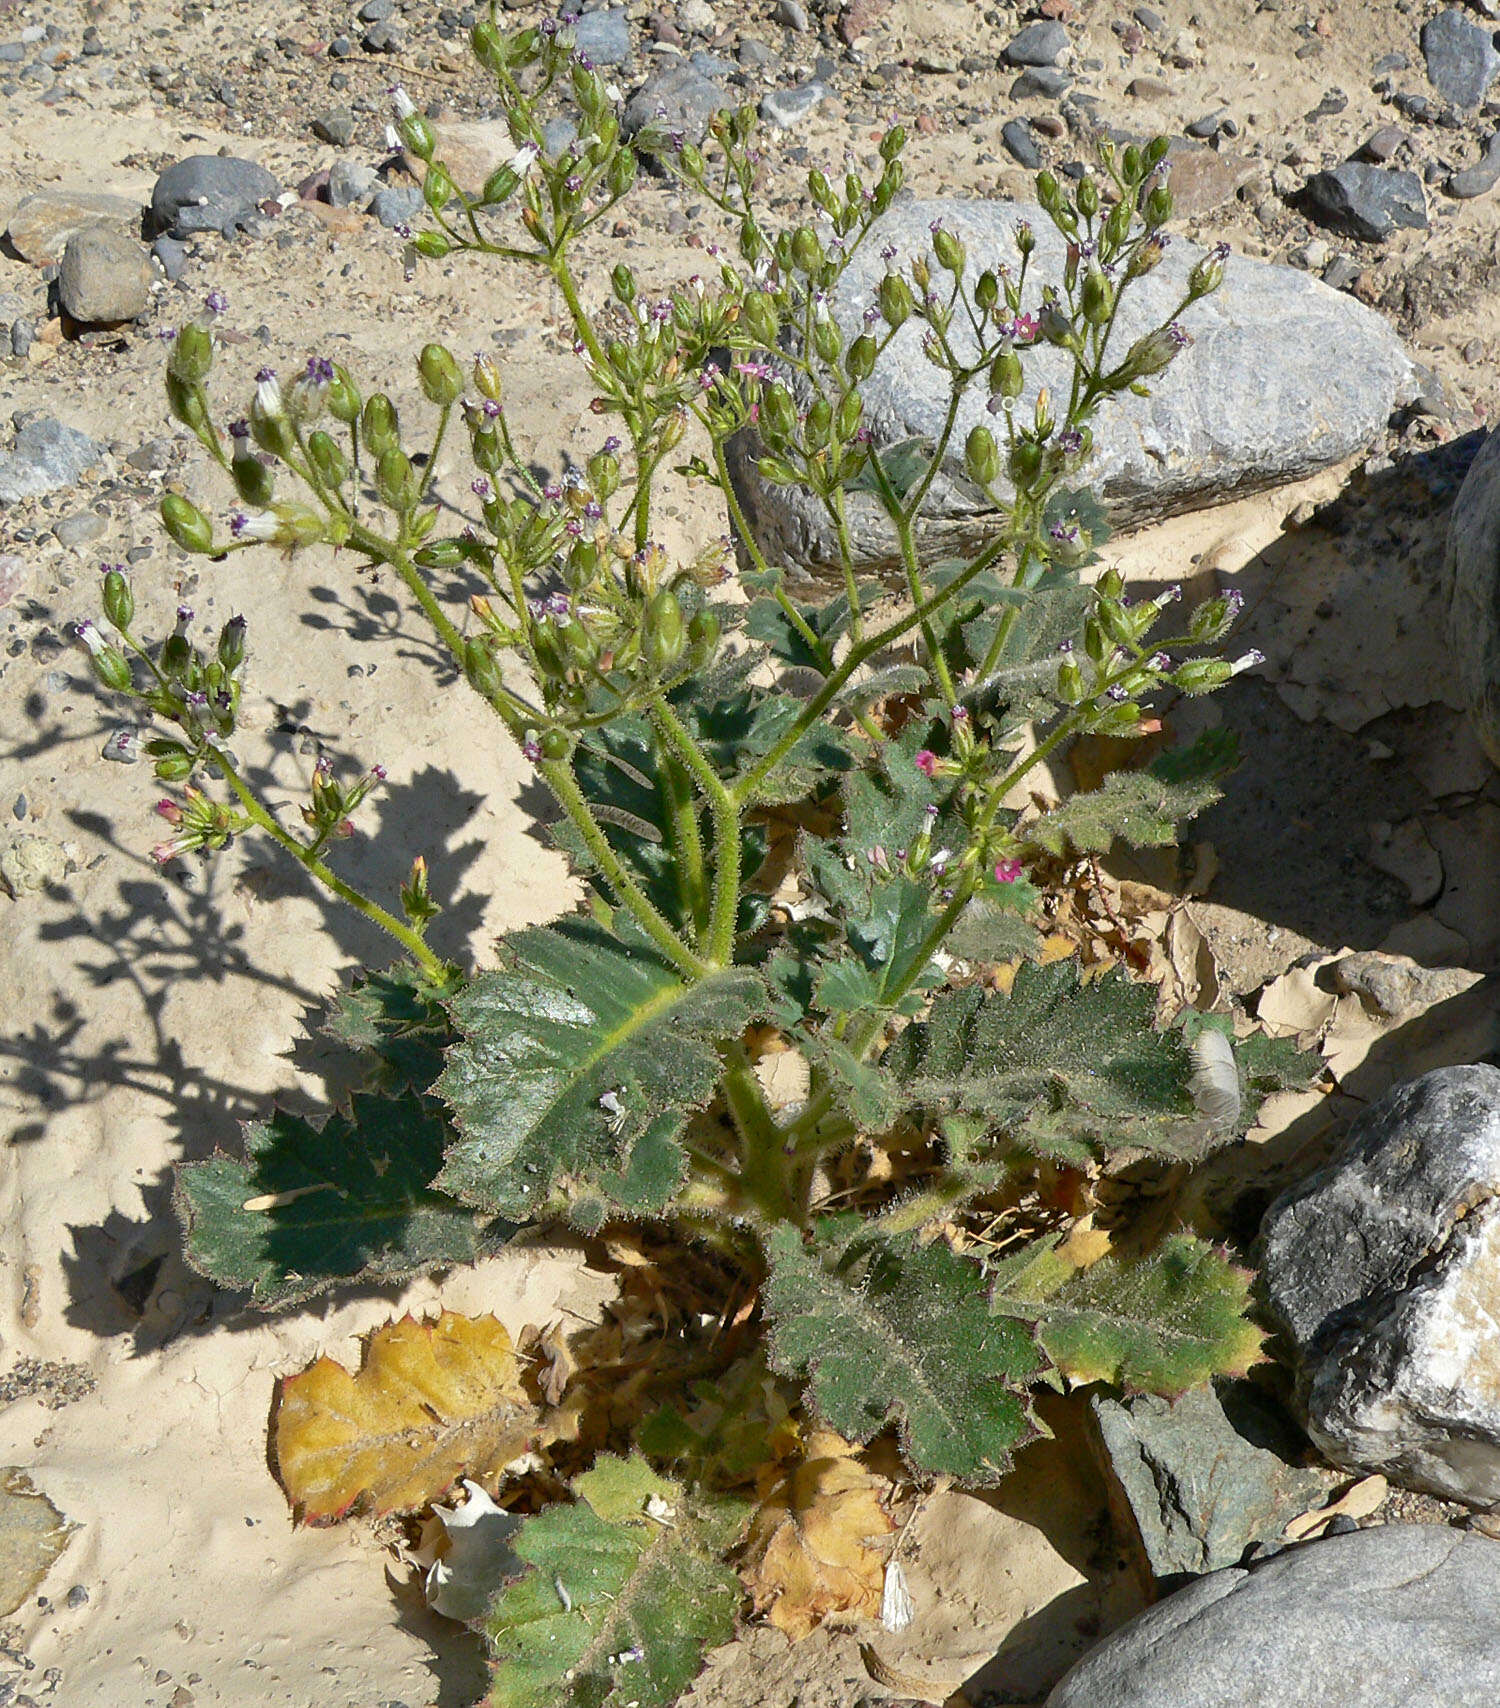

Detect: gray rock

[151,235,189,281]
[1010,65,1072,98]
[369,184,423,227]
[1263,1066,1500,1503]
[1045,1525,1500,1708]
[1004,19,1069,66]
[1185,107,1229,139]
[1299,162,1428,240]
[52,510,106,549]
[312,106,356,146]
[327,159,378,208]
[759,79,828,127]
[542,115,580,158]
[570,7,631,65]
[1001,117,1043,167]
[1421,7,1500,110]
[0,418,104,506]
[1447,133,1500,198]
[676,0,716,33]
[775,0,810,29]
[58,227,151,324]
[1091,1382,1334,1578]
[357,0,394,19]
[739,37,778,67]
[151,155,279,238]
[362,19,404,51]
[10,318,32,358]
[622,62,728,145]
[1356,123,1409,163]
[6,188,142,265]
[1447,428,1500,761]
[725,199,1415,576]
[101,728,139,763]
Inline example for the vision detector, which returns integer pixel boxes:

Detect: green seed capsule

[836,389,864,442]
[307,430,348,489]
[418,343,462,406]
[102,569,134,631]
[931,227,965,274]
[326,364,360,424]
[878,273,913,328]
[1172,657,1234,695]
[760,384,796,442]
[1144,184,1174,228]
[376,447,418,512]
[413,537,467,570]
[1057,658,1085,704]
[411,230,452,260]
[846,333,877,382]
[165,374,210,436]
[161,494,215,554]
[154,750,195,781]
[538,727,571,762]
[606,148,637,200]
[470,16,503,69]
[743,291,780,347]
[611,262,637,304]
[964,424,1000,488]
[217,615,247,672]
[399,112,436,161]
[362,394,400,458]
[880,125,906,161]
[1075,176,1100,219]
[1080,267,1112,326]
[790,225,824,274]
[481,164,519,207]
[464,635,506,700]
[169,322,213,385]
[804,397,833,450]
[231,446,275,509]
[990,346,1024,400]
[1008,437,1042,487]
[812,314,843,365]
[421,162,456,211]
[687,606,720,658]
[644,588,686,671]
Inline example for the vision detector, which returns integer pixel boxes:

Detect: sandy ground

[4,0,1500,1700]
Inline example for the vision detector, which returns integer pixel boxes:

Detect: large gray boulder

[1445,427,1500,763]
[1261,1065,1500,1504]
[725,199,1414,579]
[1046,1525,1500,1708]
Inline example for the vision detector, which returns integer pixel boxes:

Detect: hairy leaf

[744,589,850,673]
[800,1033,899,1131]
[482,1454,746,1708]
[1021,765,1223,859]
[843,434,934,504]
[438,919,767,1218]
[882,961,1214,1166]
[175,1089,488,1308]
[322,962,459,1095]
[274,1311,545,1522]
[991,1234,1265,1393]
[764,1221,1039,1482]
[956,571,1095,719]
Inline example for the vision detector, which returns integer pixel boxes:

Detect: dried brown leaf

[274,1311,550,1524]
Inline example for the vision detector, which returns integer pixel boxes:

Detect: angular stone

[1300,163,1428,240]
[1001,117,1043,168]
[150,155,279,238]
[622,62,727,146]
[403,118,514,195]
[725,199,1415,577]
[1004,19,1069,65]
[1091,1382,1334,1578]
[759,79,829,128]
[369,184,423,228]
[0,417,104,505]
[1263,1065,1500,1503]
[1447,132,1500,199]
[1445,426,1500,762]
[1421,7,1500,110]
[1011,65,1071,98]
[58,226,151,324]
[1045,1526,1500,1707]
[6,188,142,265]
[327,159,378,208]
[570,6,632,64]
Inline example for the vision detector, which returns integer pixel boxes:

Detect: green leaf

[763,1221,1039,1482]
[438,919,767,1219]
[953,570,1094,719]
[482,1454,746,1708]
[744,590,848,672]
[175,1090,489,1308]
[323,962,459,1095]
[843,434,934,504]
[991,1233,1265,1394]
[800,1033,899,1132]
[944,888,1042,966]
[882,961,1216,1166]
[1020,764,1224,859]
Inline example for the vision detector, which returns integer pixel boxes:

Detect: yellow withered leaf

[741,1430,895,1641]
[274,1311,545,1524]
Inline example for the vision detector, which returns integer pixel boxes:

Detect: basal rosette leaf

[175,1088,489,1308]
[882,960,1216,1166]
[763,1220,1039,1484]
[990,1233,1265,1394]
[482,1453,747,1708]
[274,1311,546,1522]
[437,919,767,1220]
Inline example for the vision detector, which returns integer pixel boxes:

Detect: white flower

[389,84,417,120]
[507,142,541,177]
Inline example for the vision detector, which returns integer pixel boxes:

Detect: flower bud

[421,161,456,211]
[161,494,215,554]
[990,345,1024,400]
[841,334,876,385]
[399,111,436,161]
[644,588,685,672]
[307,429,349,489]
[231,442,275,508]
[418,343,463,407]
[964,424,1000,488]
[812,313,843,365]
[217,614,247,671]
[74,619,134,692]
[538,727,571,762]
[376,447,419,512]
[835,388,864,442]
[1144,183,1174,228]
[880,124,906,161]
[1122,144,1143,184]
[878,272,912,327]
[1145,135,1171,171]
[464,634,506,700]
[760,384,796,442]
[169,322,214,385]
[326,364,360,424]
[1171,657,1233,695]
[1075,175,1100,219]
[1080,266,1112,326]
[1188,588,1244,644]
[931,226,965,274]
[362,393,400,458]
[790,225,824,274]
[102,567,134,631]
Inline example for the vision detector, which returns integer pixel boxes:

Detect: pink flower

[994,858,1024,884]
[914,749,938,777]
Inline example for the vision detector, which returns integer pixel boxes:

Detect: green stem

[211,747,445,975]
[648,696,741,966]
[539,755,705,979]
[656,736,710,944]
[720,1046,797,1223]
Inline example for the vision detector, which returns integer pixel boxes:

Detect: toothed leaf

[763,1220,1039,1483]
[175,1089,489,1308]
[322,962,459,1094]
[481,1454,747,1708]
[991,1233,1265,1393]
[438,920,767,1219]
[882,961,1219,1166]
